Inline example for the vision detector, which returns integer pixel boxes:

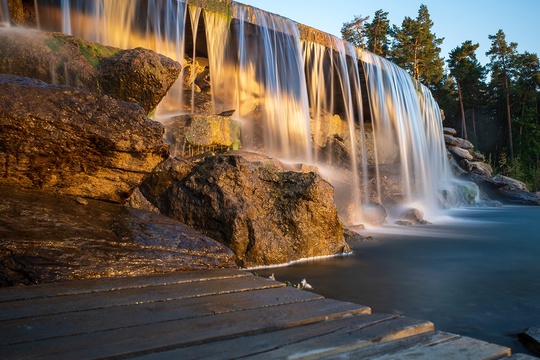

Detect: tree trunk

[505,74,514,162]
[457,81,467,140]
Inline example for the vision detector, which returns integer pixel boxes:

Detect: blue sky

[238,0,540,67]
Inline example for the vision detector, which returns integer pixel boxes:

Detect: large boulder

[0,75,170,203]
[0,186,236,286]
[0,28,181,113]
[465,173,540,205]
[140,153,349,267]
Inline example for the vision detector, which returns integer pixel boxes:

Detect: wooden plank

[372,334,511,360]
[0,269,250,302]
[321,331,462,359]
[131,313,400,360]
[0,286,323,345]
[1,298,370,359]
[509,354,540,359]
[238,316,434,359]
[0,275,282,321]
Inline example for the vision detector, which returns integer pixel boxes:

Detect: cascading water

[33,0,459,225]
[360,51,452,220]
[206,3,312,161]
[0,0,10,27]
[302,36,368,224]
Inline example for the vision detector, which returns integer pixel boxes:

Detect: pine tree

[341,15,369,48]
[486,29,518,162]
[364,10,390,57]
[447,41,485,140]
[391,4,444,88]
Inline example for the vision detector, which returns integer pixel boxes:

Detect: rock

[343,228,373,244]
[518,326,540,355]
[472,151,485,162]
[140,152,349,267]
[470,161,493,177]
[0,186,237,286]
[448,145,474,161]
[98,47,182,114]
[465,173,540,205]
[395,208,431,226]
[182,56,211,92]
[447,153,469,176]
[164,114,242,157]
[459,158,473,172]
[361,202,388,226]
[7,0,24,25]
[443,127,457,136]
[125,188,160,214]
[0,28,181,114]
[492,175,529,192]
[0,75,169,203]
[444,134,474,149]
[497,188,540,205]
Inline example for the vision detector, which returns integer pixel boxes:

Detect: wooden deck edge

[0,269,252,302]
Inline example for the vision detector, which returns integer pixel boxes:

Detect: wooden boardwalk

[0,269,535,359]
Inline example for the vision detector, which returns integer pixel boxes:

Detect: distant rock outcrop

[444,127,540,205]
[140,152,350,267]
[0,75,170,203]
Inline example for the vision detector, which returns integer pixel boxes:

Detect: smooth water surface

[259,206,540,356]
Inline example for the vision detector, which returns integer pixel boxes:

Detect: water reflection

[258,206,540,356]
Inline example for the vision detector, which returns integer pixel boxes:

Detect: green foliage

[341,14,369,48]
[364,10,391,57]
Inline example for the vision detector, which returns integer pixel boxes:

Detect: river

[257,206,540,356]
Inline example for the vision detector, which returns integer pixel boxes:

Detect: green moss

[77,41,120,68]
[45,38,64,52]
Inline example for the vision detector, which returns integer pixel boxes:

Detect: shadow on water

[257,206,540,357]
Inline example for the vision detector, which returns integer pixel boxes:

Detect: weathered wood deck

[0,269,535,359]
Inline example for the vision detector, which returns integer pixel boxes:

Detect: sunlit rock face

[0,186,237,287]
[0,75,170,203]
[0,28,181,114]
[140,153,350,268]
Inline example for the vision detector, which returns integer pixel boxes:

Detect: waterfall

[360,51,451,219]
[33,0,457,225]
[205,3,312,161]
[0,0,9,27]
[302,37,369,224]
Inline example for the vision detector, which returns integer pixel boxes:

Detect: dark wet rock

[125,188,160,214]
[0,28,181,113]
[343,228,373,244]
[518,326,540,355]
[0,186,237,287]
[140,152,349,268]
[0,75,169,203]
[497,188,540,205]
[395,208,431,226]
